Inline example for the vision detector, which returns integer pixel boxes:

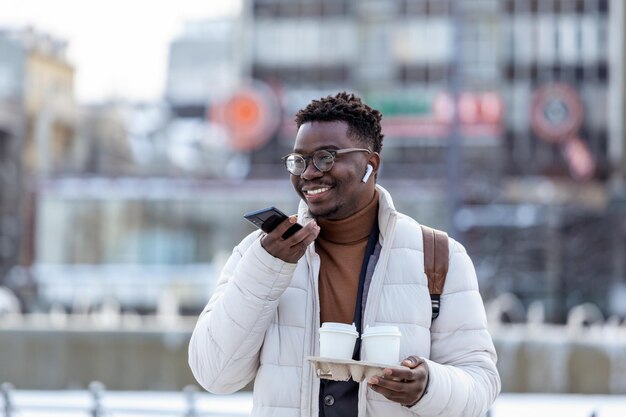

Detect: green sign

[364,93,432,117]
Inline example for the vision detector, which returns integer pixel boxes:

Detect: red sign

[434,91,504,126]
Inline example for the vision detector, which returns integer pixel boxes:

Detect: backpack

[420,225,449,320]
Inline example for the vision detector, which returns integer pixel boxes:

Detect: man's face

[291,121,377,220]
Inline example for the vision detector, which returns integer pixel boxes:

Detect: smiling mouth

[304,186,331,196]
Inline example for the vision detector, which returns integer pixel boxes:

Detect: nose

[300,159,324,180]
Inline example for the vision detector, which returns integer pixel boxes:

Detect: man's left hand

[367,356,429,407]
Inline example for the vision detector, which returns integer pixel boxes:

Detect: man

[189,92,500,417]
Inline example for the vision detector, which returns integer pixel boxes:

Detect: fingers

[369,376,410,392]
[368,373,419,405]
[368,360,429,406]
[264,216,302,244]
[370,366,416,386]
[261,216,319,263]
[271,215,299,235]
[287,218,318,247]
[401,355,423,369]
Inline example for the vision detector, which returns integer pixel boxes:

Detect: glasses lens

[313,150,335,172]
[285,154,306,175]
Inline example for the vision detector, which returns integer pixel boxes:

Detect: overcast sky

[0,0,240,103]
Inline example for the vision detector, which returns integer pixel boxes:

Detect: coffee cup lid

[361,325,402,338]
[319,322,358,336]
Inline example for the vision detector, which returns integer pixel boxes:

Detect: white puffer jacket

[189,185,500,417]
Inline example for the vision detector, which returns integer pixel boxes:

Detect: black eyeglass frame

[281,147,371,176]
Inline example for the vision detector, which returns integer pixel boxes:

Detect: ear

[367,152,381,180]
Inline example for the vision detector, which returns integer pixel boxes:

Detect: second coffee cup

[361,325,402,365]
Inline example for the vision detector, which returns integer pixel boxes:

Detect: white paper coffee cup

[319,322,359,360]
[361,325,402,365]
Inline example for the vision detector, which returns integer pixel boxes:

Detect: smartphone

[243,206,303,239]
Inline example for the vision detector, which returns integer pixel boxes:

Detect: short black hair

[295,91,384,153]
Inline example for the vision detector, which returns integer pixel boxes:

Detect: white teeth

[306,187,330,195]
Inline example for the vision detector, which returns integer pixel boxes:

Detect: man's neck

[316,190,379,244]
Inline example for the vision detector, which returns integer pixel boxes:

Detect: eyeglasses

[281,148,371,176]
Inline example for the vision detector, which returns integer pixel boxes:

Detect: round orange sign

[210,83,281,152]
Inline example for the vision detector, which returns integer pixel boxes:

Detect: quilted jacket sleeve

[188,232,297,394]
[409,239,501,417]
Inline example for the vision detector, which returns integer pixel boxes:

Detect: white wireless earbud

[362,164,374,183]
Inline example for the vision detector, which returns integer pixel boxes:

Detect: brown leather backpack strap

[421,225,449,319]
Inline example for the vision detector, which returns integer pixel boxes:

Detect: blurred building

[500,0,615,180]
[166,18,244,118]
[75,102,136,175]
[0,99,23,295]
[33,177,297,312]
[0,32,27,293]
[0,28,78,175]
[0,27,77,303]
[467,0,625,321]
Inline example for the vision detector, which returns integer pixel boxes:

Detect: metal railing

[2,382,622,417]
[0,382,251,417]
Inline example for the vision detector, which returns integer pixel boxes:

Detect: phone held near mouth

[244,206,303,239]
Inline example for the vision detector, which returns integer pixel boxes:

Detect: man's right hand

[261,215,319,263]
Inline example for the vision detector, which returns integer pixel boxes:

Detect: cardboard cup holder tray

[306,356,404,382]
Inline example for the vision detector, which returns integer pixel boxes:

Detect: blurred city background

[1,0,626,414]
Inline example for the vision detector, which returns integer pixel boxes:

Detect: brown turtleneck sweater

[316,190,379,325]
